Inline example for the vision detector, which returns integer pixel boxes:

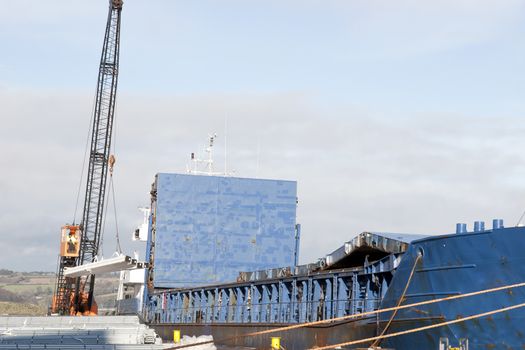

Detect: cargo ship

[143,220,525,349]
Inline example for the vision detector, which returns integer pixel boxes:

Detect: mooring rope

[311,301,525,350]
[164,278,525,349]
[370,253,421,348]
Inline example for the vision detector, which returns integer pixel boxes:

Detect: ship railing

[151,298,382,324]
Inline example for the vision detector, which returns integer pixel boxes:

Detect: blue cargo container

[146,173,299,289]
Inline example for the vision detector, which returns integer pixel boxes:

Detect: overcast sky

[1,0,525,271]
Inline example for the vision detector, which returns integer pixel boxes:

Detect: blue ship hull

[380,225,525,349]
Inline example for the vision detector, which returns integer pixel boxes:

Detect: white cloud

[1,87,525,270]
[1,0,524,272]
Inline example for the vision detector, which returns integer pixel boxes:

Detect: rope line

[371,253,421,347]
[99,184,110,256]
[72,93,97,224]
[164,279,525,350]
[109,100,121,254]
[110,175,122,254]
[310,301,525,350]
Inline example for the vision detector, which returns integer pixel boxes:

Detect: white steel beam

[63,255,148,277]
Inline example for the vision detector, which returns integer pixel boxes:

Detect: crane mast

[52,0,123,315]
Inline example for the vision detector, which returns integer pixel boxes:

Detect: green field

[0,271,120,315]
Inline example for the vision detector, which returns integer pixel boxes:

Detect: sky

[1,0,525,271]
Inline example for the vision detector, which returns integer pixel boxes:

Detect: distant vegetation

[0,302,46,315]
[0,287,24,302]
[0,270,120,315]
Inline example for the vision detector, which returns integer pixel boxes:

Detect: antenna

[256,135,261,178]
[188,133,234,176]
[206,133,216,173]
[224,116,228,174]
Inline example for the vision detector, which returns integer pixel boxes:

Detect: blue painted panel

[152,173,297,288]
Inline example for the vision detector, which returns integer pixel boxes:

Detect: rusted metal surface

[322,232,422,270]
[152,317,444,349]
[152,317,378,349]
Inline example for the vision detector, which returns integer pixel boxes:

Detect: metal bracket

[439,338,469,350]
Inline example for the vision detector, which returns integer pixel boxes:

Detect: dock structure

[0,316,164,349]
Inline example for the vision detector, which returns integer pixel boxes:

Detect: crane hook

[112,0,124,9]
[108,154,116,176]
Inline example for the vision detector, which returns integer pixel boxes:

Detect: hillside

[0,269,120,315]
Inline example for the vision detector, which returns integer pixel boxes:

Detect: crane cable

[110,101,122,255]
[165,279,525,350]
[72,93,97,224]
[100,154,122,256]
[109,155,122,254]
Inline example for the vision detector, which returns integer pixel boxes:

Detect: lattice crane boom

[52,0,123,315]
